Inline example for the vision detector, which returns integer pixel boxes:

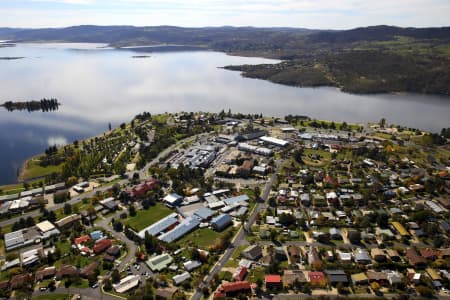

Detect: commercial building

[158,217,200,243]
[113,275,140,293]
[138,213,179,238]
[146,254,173,272]
[259,136,289,147]
[211,214,232,231]
[163,193,184,207]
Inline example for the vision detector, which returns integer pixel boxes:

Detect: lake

[0,43,449,184]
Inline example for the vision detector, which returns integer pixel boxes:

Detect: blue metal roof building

[193,207,215,221]
[211,214,232,231]
[138,213,179,239]
[158,216,200,243]
[223,195,249,206]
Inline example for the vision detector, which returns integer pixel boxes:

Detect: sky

[0,0,449,29]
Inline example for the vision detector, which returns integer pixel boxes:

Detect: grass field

[21,158,63,181]
[125,202,173,231]
[177,227,232,249]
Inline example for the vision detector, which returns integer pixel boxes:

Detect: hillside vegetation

[1,25,450,95]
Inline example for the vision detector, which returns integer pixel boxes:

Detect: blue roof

[223,195,249,206]
[193,207,215,220]
[138,213,179,238]
[90,230,103,240]
[158,217,200,243]
[211,214,232,230]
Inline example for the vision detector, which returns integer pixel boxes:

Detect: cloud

[0,0,449,28]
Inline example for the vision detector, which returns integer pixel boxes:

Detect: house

[127,179,159,198]
[90,230,104,241]
[155,287,178,300]
[173,272,191,285]
[146,254,173,272]
[106,245,120,257]
[420,249,438,260]
[99,197,118,211]
[387,271,403,286]
[35,266,56,282]
[183,260,201,272]
[233,266,248,281]
[211,214,232,231]
[366,270,388,286]
[406,249,427,268]
[371,248,387,262]
[10,273,32,290]
[351,273,368,285]
[56,265,78,280]
[55,214,81,229]
[242,245,262,260]
[216,281,251,297]
[386,249,401,262]
[288,246,301,262]
[163,193,184,207]
[265,275,282,290]
[274,247,288,261]
[103,253,116,263]
[354,249,371,264]
[329,228,342,240]
[308,271,326,287]
[113,275,140,293]
[283,270,307,287]
[93,239,112,254]
[74,235,91,246]
[337,251,352,263]
[392,221,409,237]
[80,261,99,278]
[326,270,348,286]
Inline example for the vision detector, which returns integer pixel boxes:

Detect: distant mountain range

[1,25,450,95]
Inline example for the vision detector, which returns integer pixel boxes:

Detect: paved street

[190,159,283,300]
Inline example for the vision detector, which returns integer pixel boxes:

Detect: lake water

[0,43,449,184]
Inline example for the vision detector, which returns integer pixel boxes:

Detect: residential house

[386,249,401,262]
[265,275,282,290]
[351,273,368,285]
[56,265,78,280]
[80,261,99,278]
[366,271,388,286]
[326,270,348,286]
[35,266,56,282]
[215,281,251,298]
[406,249,427,268]
[10,274,32,290]
[155,287,178,300]
[274,247,287,261]
[288,246,301,263]
[241,245,262,261]
[371,248,387,263]
[233,266,248,282]
[173,272,191,286]
[93,239,112,254]
[308,271,327,287]
[282,270,307,288]
[354,249,371,265]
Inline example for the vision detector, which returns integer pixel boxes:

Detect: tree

[48,211,57,222]
[63,203,72,215]
[129,204,136,217]
[379,118,386,128]
[111,269,121,284]
[103,278,112,291]
[347,230,361,244]
[25,216,35,227]
[113,220,123,232]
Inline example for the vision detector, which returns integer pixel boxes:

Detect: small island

[1,98,61,112]
[131,55,151,58]
[0,56,24,60]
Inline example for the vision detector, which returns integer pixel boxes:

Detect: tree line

[1,98,60,112]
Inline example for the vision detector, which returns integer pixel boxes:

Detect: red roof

[93,239,112,254]
[80,247,91,253]
[308,272,325,283]
[265,275,282,283]
[219,281,251,293]
[74,235,90,245]
[233,266,248,281]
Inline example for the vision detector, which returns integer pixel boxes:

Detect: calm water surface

[0,43,449,184]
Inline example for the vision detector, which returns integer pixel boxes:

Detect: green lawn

[177,227,232,249]
[125,203,173,231]
[56,240,71,254]
[21,158,63,180]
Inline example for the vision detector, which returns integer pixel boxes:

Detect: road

[31,286,119,300]
[190,159,283,300]
[0,133,209,228]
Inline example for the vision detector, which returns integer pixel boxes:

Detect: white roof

[259,136,289,146]
[113,275,140,293]
[36,221,56,233]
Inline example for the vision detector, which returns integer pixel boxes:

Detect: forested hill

[1,25,450,95]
